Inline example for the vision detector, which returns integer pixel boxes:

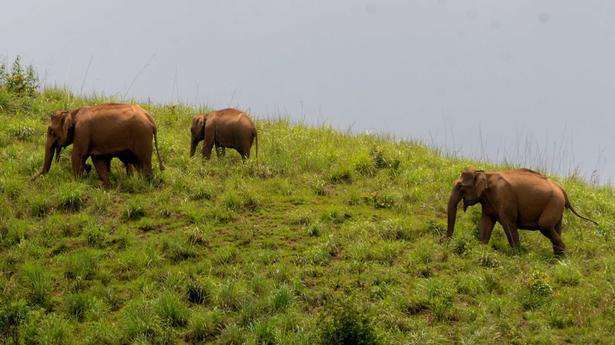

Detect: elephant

[190,108,258,160]
[32,103,164,187]
[447,168,597,255]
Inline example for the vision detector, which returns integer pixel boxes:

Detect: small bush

[329,165,353,184]
[161,239,196,263]
[21,262,52,305]
[8,124,35,141]
[65,293,97,322]
[270,285,293,312]
[189,309,225,342]
[307,222,321,237]
[318,297,380,345]
[120,299,166,343]
[553,261,582,286]
[252,318,277,345]
[416,278,456,321]
[522,271,554,310]
[370,147,400,170]
[186,225,211,246]
[0,56,39,97]
[212,246,238,265]
[216,281,249,311]
[30,196,52,218]
[122,200,145,221]
[155,292,189,327]
[0,299,28,341]
[84,224,107,248]
[24,313,71,345]
[57,183,87,212]
[218,323,246,345]
[64,249,99,280]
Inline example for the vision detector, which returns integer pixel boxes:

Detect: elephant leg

[71,150,88,177]
[555,220,563,236]
[539,210,566,255]
[92,157,111,188]
[105,158,112,173]
[539,226,566,256]
[215,146,225,158]
[132,144,153,179]
[202,142,214,160]
[125,163,134,176]
[479,214,496,244]
[500,220,521,248]
[202,132,215,160]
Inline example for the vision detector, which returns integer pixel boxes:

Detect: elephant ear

[192,115,206,138]
[474,170,487,197]
[61,111,75,144]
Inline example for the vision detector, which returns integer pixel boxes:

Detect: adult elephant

[33,103,164,187]
[447,168,597,255]
[190,108,258,160]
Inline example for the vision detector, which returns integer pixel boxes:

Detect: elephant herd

[31,103,597,256]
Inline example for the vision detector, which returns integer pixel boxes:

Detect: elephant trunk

[33,139,56,180]
[55,145,62,162]
[190,139,198,157]
[447,182,462,237]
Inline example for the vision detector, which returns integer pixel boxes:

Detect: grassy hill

[0,87,614,344]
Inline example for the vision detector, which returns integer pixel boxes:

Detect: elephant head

[190,115,206,157]
[447,168,487,237]
[34,110,75,178]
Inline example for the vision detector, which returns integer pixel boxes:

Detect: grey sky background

[2,0,614,183]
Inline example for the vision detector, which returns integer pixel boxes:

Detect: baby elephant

[447,168,597,255]
[190,108,258,160]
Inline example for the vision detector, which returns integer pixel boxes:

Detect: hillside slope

[1,88,614,344]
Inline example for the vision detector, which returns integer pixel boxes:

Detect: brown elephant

[33,103,164,187]
[190,108,258,160]
[447,168,597,255]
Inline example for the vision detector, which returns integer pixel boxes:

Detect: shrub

[522,271,553,310]
[84,224,107,248]
[189,309,225,342]
[57,183,87,212]
[155,292,189,327]
[161,238,196,263]
[0,56,39,97]
[318,297,380,345]
[65,293,97,322]
[64,249,99,280]
[8,124,35,141]
[216,281,249,311]
[553,261,582,286]
[21,262,52,305]
[270,285,293,312]
[30,196,52,218]
[252,318,276,345]
[0,299,28,342]
[416,278,456,321]
[122,200,145,221]
[120,299,166,343]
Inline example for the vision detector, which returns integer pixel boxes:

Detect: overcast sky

[2,0,614,183]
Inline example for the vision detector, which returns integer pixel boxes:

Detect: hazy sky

[2,1,614,183]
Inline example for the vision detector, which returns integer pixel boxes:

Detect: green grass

[0,87,614,344]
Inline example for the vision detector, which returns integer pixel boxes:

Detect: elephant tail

[154,128,165,171]
[564,190,598,225]
[254,128,258,160]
